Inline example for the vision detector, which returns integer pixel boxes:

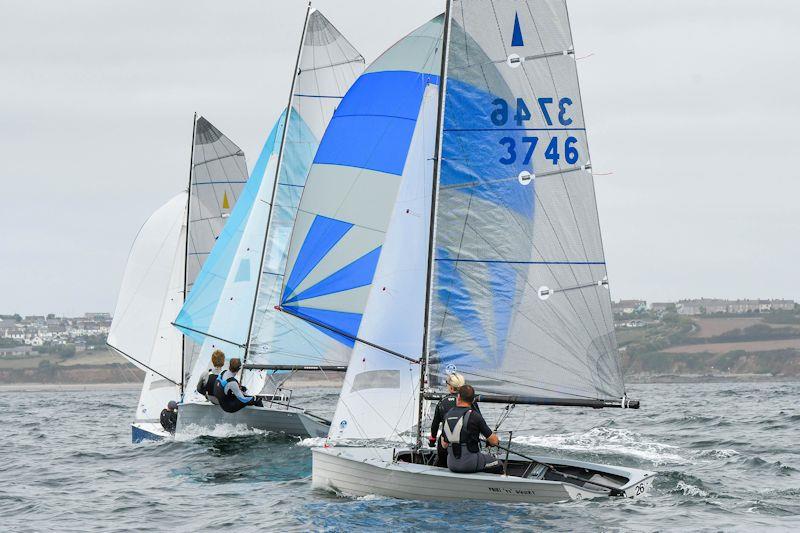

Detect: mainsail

[175,114,287,393]
[183,116,249,382]
[277,16,445,440]
[108,193,186,422]
[247,9,365,371]
[174,8,364,396]
[427,0,624,401]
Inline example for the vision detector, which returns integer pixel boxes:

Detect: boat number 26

[634,484,645,496]
[491,97,579,167]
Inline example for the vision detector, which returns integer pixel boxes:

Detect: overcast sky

[2,0,798,315]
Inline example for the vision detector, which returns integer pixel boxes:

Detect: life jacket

[203,370,219,396]
[213,371,244,413]
[160,408,177,433]
[196,369,215,396]
[443,406,477,459]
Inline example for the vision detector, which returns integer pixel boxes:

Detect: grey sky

[1,0,798,315]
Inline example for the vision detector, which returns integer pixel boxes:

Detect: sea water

[2,382,798,531]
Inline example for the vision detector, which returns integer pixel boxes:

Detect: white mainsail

[108,193,186,422]
[174,9,364,397]
[247,9,365,371]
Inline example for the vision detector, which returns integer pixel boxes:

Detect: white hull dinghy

[313,447,655,502]
[176,400,328,438]
[275,0,655,503]
[170,7,365,437]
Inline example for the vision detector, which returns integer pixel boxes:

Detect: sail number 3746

[491,97,580,166]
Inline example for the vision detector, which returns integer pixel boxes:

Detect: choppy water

[2,382,799,532]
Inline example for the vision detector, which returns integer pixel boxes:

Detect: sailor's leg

[478,452,504,474]
[435,438,448,467]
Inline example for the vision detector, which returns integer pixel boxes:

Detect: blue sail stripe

[436,259,605,265]
[283,215,353,302]
[285,246,382,304]
[444,127,586,132]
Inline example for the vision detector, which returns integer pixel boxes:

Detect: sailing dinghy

[173,7,365,438]
[290,0,655,502]
[108,116,249,442]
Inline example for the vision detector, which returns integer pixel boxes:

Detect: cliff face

[624,349,800,377]
[0,363,144,384]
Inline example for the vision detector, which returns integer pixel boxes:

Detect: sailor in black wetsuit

[160,400,178,434]
[440,385,502,474]
[429,372,466,467]
[196,349,225,405]
[213,357,263,413]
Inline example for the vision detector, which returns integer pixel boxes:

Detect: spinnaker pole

[180,111,197,400]
[417,0,453,449]
[242,1,313,376]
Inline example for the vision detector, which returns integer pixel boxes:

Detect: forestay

[247,10,365,370]
[108,193,186,422]
[427,0,624,401]
[284,16,445,441]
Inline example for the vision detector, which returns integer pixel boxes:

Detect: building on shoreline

[676,298,796,316]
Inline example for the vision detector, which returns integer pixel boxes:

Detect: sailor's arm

[479,415,500,446]
[228,380,253,404]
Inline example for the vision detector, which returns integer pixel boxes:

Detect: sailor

[160,400,178,434]
[213,357,263,413]
[429,372,469,467]
[440,384,502,474]
[196,349,225,404]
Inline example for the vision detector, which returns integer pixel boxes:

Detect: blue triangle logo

[512,12,524,47]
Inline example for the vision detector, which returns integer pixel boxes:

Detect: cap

[167,400,178,410]
[445,372,465,388]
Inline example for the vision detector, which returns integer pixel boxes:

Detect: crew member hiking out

[160,400,178,434]
[440,384,502,474]
[430,373,479,467]
[196,349,225,404]
[213,358,264,413]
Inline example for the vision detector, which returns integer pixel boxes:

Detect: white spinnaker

[108,193,186,420]
[329,86,438,442]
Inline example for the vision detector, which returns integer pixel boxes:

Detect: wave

[512,427,685,465]
[696,448,740,459]
[675,480,709,497]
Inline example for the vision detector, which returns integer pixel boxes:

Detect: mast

[242,2,313,373]
[180,111,197,399]
[417,0,453,448]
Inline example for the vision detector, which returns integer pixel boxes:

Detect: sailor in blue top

[213,358,262,413]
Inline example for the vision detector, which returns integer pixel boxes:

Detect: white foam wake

[296,437,328,448]
[174,423,271,441]
[512,427,684,465]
